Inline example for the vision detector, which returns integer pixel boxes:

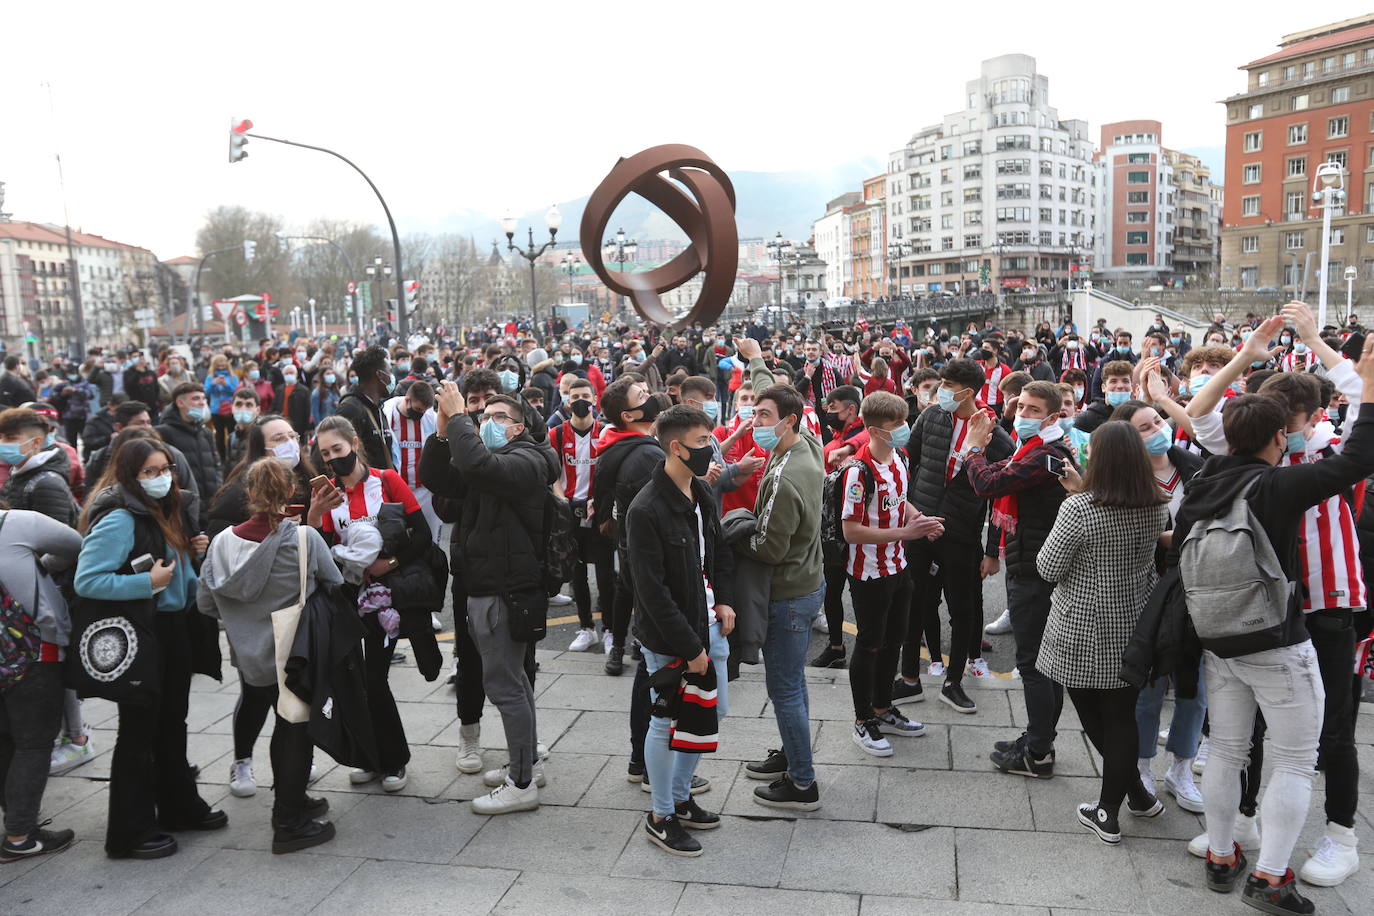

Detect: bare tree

[194,205,289,303]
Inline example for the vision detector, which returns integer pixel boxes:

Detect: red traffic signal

[229,118,252,163]
[232,119,253,134]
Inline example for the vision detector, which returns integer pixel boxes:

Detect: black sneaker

[644,813,702,857]
[630,642,643,660]
[389,652,407,665]
[0,825,74,863]
[272,818,336,855]
[939,681,977,714]
[1125,791,1165,818]
[753,775,821,812]
[1077,802,1121,845]
[990,742,1054,778]
[626,760,645,783]
[641,772,710,795]
[1241,869,1314,915]
[271,796,330,829]
[674,798,721,830]
[810,646,846,668]
[993,733,1027,754]
[745,749,788,781]
[604,646,625,676]
[891,677,925,702]
[1205,843,1248,893]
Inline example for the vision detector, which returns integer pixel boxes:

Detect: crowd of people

[0,302,1369,915]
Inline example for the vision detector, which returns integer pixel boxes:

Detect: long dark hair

[1082,421,1167,508]
[81,436,192,556]
[221,413,317,489]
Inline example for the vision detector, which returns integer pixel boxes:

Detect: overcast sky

[6,1,1370,258]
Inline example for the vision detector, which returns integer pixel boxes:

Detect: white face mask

[271,439,301,467]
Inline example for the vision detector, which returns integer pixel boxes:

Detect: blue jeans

[764,585,823,788]
[1134,660,1207,761]
[642,622,730,817]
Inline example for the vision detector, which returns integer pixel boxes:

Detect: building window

[1331,227,1346,245]
[1285,231,1305,249]
[1323,56,1336,72]
[1127,170,1150,184]
[1367,49,1374,65]
[963,187,981,203]
[941,236,954,250]
[1039,207,1053,222]
[1127,153,1150,164]
[1242,235,1259,253]
[1126,231,1149,245]
[1243,163,1262,183]
[995,134,1031,151]
[1258,71,1271,86]
[1287,190,1306,218]
[963,164,981,181]
[941,215,954,229]
[1364,258,1374,282]
[1287,156,1307,177]
[1249,103,1265,118]
[1344,51,1356,68]
[996,158,1031,175]
[1284,65,1297,80]
[1329,150,1348,170]
[1333,86,1350,103]
[1127,190,1149,204]
[1293,94,1310,111]
[1367,225,1374,243]
[964,234,981,248]
[962,140,981,156]
[941,190,954,207]
[1127,211,1149,223]
[1240,266,1259,287]
[1243,130,1263,152]
[964,211,982,226]
[995,207,1031,223]
[1288,123,1308,145]
[1241,195,1261,216]
[1303,61,1315,79]
[1329,116,1349,138]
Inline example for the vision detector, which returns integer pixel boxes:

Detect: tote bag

[271,526,311,723]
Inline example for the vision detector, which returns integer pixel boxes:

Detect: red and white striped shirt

[382,397,436,491]
[840,443,909,580]
[801,404,822,438]
[946,415,971,481]
[322,468,421,543]
[1288,447,1367,611]
[980,362,1010,406]
[550,420,602,502]
[1279,350,1317,373]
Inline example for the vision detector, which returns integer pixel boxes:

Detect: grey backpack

[1179,476,1296,658]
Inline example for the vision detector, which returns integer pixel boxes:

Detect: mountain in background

[421,157,885,247]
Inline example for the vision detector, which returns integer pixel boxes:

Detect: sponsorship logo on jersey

[566,456,597,466]
[398,439,424,449]
[846,482,864,503]
[882,493,904,511]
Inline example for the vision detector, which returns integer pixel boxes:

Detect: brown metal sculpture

[580,144,738,330]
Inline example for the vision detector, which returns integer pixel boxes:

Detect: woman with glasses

[74,437,220,860]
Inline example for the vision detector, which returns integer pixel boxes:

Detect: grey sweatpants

[467,595,539,785]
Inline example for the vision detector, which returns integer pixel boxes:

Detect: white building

[812,192,861,303]
[886,54,1097,295]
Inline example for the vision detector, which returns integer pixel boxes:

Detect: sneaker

[753,775,821,812]
[0,825,75,864]
[1298,824,1360,887]
[430,612,443,632]
[456,723,483,774]
[382,768,408,792]
[1158,728,1170,747]
[939,682,977,714]
[389,652,407,666]
[990,742,1054,778]
[548,592,573,606]
[49,737,95,775]
[270,796,329,829]
[811,610,829,633]
[1125,790,1165,818]
[1137,757,1156,795]
[602,630,614,655]
[876,708,926,737]
[968,658,991,678]
[674,797,721,830]
[626,761,645,783]
[745,749,788,781]
[483,760,546,788]
[1188,813,1261,858]
[447,659,459,686]
[810,646,846,668]
[1164,758,1204,814]
[271,818,336,854]
[852,719,893,757]
[1077,802,1121,845]
[630,642,643,660]
[568,628,598,652]
[229,758,257,798]
[1205,843,1248,893]
[1192,737,1208,775]
[348,768,376,785]
[640,773,709,795]
[644,812,701,857]
[604,645,625,676]
[927,661,946,677]
[1241,870,1315,915]
[984,608,1013,635]
[891,677,925,702]
[993,733,1027,754]
[471,778,540,815]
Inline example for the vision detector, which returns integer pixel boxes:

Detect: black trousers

[1308,608,1360,828]
[361,613,411,775]
[1067,685,1149,817]
[572,525,615,631]
[629,660,651,767]
[106,612,212,855]
[233,671,272,760]
[823,561,849,647]
[849,573,912,721]
[210,413,236,461]
[0,661,64,837]
[1007,573,1063,757]
[236,681,313,827]
[451,577,536,726]
[905,537,982,683]
[611,551,635,648]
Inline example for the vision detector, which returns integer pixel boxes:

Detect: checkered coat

[1035,493,1168,690]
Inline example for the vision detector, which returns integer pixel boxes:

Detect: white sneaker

[927,661,946,677]
[812,610,829,633]
[602,630,614,655]
[456,723,483,774]
[307,764,322,784]
[1137,757,1156,795]
[349,768,377,785]
[229,758,256,798]
[548,593,573,606]
[430,612,443,632]
[1299,824,1360,886]
[568,628,598,652]
[482,759,546,788]
[1164,758,1204,813]
[1188,812,1261,858]
[1157,728,1169,747]
[876,708,926,737]
[49,737,95,775]
[852,719,894,757]
[382,768,408,792]
[968,657,991,678]
[984,608,1013,635]
[471,778,539,815]
[1192,737,1208,775]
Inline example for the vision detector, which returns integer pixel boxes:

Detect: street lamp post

[767,232,796,330]
[1345,265,1358,324]
[501,206,562,338]
[560,253,581,306]
[887,241,909,300]
[1313,161,1346,329]
[275,234,357,338]
[364,257,393,343]
[602,228,638,319]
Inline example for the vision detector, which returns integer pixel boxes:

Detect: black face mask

[569,398,593,419]
[630,395,662,425]
[822,411,846,432]
[678,442,714,477]
[327,452,358,479]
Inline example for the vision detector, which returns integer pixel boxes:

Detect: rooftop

[0,221,148,253]
[1243,17,1374,69]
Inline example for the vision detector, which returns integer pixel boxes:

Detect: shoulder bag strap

[297,524,309,603]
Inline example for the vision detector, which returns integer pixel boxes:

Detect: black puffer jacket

[1072,399,1115,436]
[442,413,558,597]
[908,407,1014,544]
[335,392,393,471]
[0,448,78,526]
[594,432,666,555]
[156,412,222,524]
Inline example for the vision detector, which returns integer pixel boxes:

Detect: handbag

[270,526,311,724]
[505,588,548,643]
[66,595,159,704]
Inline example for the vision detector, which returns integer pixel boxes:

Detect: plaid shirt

[963,439,1059,499]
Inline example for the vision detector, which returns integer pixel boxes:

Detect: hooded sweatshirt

[197,517,343,686]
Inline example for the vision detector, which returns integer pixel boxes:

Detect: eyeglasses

[137,465,173,480]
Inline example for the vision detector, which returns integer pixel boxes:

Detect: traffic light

[229,118,252,163]
[405,280,420,314]
[243,239,257,262]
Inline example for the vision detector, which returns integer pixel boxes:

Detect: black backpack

[541,493,578,594]
[821,458,875,566]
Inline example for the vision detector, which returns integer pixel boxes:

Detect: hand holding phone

[1045,454,1067,478]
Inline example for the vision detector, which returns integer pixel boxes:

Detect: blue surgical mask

[1058,417,1076,433]
[1013,417,1044,440]
[702,400,720,420]
[232,409,255,425]
[885,423,912,450]
[140,471,173,500]
[752,419,784,451]
[1105,390,1130,407]
[936,387,959,412]
[1145,428,1172,456]
[0,442,29,466]
[348,375,359,386]
[248,370,260,381]
[498,369,519,392]
[383,372,397,395]
[1285,430,1308,456]
[570,354,583,366]
[324,373,337,385]
[1170,337,1181,346]
[735,405,754,420]
[188,406,210,423]
[1189,375,1210,396]
[480,418,509,450]
[1116,345,1132,355]
[1072,387,1084,402]
[1295,342,1309,354]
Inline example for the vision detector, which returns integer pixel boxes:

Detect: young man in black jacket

[434,387,558,816]
[627,404,735,857]
[335,346,395,471]
[157,382,222,530]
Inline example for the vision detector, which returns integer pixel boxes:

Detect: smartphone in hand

[1045,453,1067,478]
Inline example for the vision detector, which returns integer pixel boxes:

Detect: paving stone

[780,820,955,898]
[612,813,794,887]
[135,847,361,915]
[458,805,638,876]
[395,699,463,743]
[494,872,685,916]
[875,767,1034,829]
[308,743,462,798]
[318,862,513,915]
[536,671,639,712]
[955,826,1145,911]
[443,752,612,807]
[184,693,240,734]
[679,883,859,916]
[576,755,743,812]
[949,723,1099,777]
[69,728,117,780]
[431,706,581,749]
[811,720,951,770]
[889,688,1015,726]
[787,679,874,721]
[1,838,216,915]
[1024,775,1202,840]
[720,762,878,822]
[37,774,107,818]
[174,788,366,852]
[325,794,487,864]
[1007,688,1083,732]
[861,898,1049,916]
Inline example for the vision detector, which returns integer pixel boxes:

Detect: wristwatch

[966,445,984,455]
